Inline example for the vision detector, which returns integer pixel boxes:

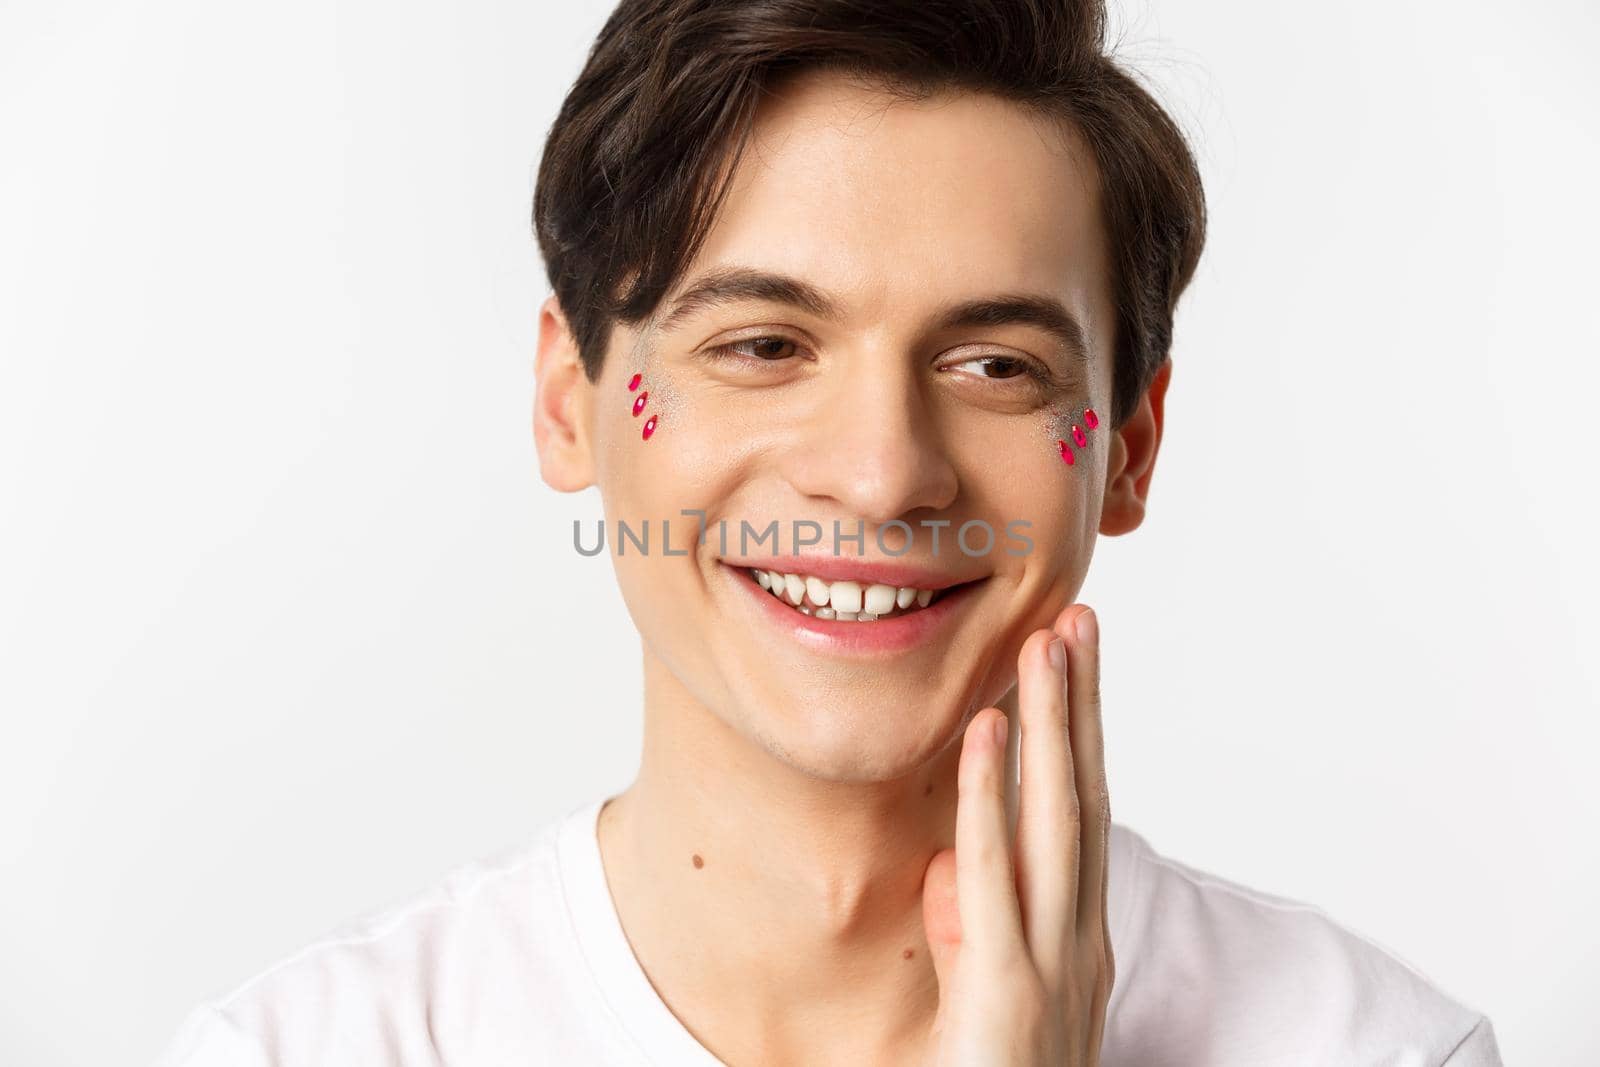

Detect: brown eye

[978,356,1025,378]
[955,355,1035,380]
[720,337,796,361]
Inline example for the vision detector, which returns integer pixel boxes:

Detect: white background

[2,1,1595,1063]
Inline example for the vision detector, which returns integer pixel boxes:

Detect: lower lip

[720,564,984,656]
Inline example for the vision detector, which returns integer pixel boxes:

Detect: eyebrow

[654,266,1090,366]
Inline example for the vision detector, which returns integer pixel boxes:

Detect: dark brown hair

[533,0,1205,429]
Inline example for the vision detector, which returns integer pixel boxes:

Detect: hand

[918,605,1113,1066]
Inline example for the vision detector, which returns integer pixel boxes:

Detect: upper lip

[720,557,985,591]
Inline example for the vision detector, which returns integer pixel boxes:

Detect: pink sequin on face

[632,391,648,417]
[1058,439,1075,465]
[642,414,658,440]
[1083,407,1099,429]
[1071,424,1087,448]
[627,373,642,392]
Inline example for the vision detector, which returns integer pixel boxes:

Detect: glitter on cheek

[642,368,683,426]
[619,329,689,444]
[1042,401,1102,469]
[631,374,684,444]
[623,372,658,440]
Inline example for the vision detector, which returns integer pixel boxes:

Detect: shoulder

[1104,823,1502,1067]
[153,808,581,1067]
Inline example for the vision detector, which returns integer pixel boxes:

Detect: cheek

[1036,402,1104,556]
[604,362,752,518]
[951,403,1101,572]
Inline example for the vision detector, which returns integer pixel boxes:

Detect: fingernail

[992,712,1009,748]
[1046,636,1066,673]
[1075,608,1097,645]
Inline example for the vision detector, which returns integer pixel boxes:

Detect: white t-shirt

[153,795,1503,1066]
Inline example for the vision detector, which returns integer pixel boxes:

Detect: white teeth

[743,566,944,621]
[829,580,862,614]
[864,583,897,616]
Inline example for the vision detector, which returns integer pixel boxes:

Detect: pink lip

[719,562,986,656]
[720,557,981,591]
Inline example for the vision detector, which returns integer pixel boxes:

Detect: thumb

[921,846,963,990]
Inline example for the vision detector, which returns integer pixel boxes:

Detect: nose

[780,345,960,526]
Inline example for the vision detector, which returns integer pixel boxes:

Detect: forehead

[672,69,1110,338]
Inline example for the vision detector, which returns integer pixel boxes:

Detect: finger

[1012,627,1076,989]
[955,706,1026,963]
[919,847,961,992]
[1057,605,1111,949]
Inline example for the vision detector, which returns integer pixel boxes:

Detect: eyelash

[703,336,1062,387]
[704,337,800,365]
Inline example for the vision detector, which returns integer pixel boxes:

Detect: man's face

[563,70,1123,781]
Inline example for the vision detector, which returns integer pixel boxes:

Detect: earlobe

[532,294,597,493]
[1099,358,1171,536]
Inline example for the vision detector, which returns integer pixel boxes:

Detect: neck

[596,648,1003,1061]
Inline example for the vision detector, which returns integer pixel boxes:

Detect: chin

[731,685,961,784]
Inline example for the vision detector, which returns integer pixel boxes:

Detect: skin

[533,68,1167,1065]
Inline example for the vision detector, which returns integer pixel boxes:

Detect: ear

[1099,357,1170,536]
[533,293,598,492]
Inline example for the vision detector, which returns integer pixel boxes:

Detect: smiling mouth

[742,566,960,622]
